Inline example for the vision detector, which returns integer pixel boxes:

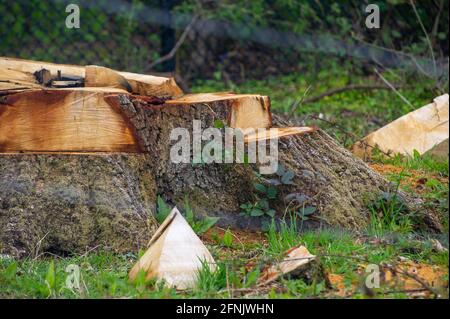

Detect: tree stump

[0,58,441,258]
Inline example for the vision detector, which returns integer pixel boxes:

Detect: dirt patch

[381,261,448,293]
[369,163,448,193]
[201,226,267,247]
[328,273,352,297]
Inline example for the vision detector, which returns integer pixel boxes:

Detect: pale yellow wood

[85,65,131,91]
[167,93,272,129]
[244,127,316,143]
[129,207,216,290]
[0,57,183,98]
[258,245,316,286]
[0,67,42,91]
[119,71,183,98]
[353,94,449,158]
[0,57,85,78]
[0,88,140,153]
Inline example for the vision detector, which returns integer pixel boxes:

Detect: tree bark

[0,94,442,258]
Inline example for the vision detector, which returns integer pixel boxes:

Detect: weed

[195,260,227,295]
[183,198,219,235]
[240,164,296,218]
[222,229,234,248]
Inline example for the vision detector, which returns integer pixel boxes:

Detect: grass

[192,68,439,147]
[1,69,448,299]
[2,224,446,298]
[371,151,449,233]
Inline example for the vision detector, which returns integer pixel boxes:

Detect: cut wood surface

[0,57,183,98]
[0,88,141,153]
[0,67,42,92]
[166,93,272,129]
[0,89,272,153]
[85,65,131,91]
[0,57,85,78]
[244,127,317,143]
[119,71,183,98]
[129,207,216,289]
[257,245,317,286]
[353,94,449,159]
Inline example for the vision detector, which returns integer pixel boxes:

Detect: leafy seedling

[222,229,234,248]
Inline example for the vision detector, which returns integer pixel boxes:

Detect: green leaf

[214,119,225,129]
[183,197,194,222]
[266,209,276,218]
[276,165,286,177]
[45,260,56,294]
[156,196,171,224]
[196,216,219,235]
[243,154,250,165]
[245,268,260,287]
[250,208,264,217]
[222,229,233,247]
[266,186,278,199]
[257,199,269,210]
[254,183,267,193]
[299,206,316,216]
[3,262,17,281]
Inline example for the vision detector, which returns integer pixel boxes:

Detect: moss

[0,154,157,258]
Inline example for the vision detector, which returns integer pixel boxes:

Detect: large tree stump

[0,59,441,258]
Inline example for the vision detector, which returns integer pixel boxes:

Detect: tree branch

[147,14,199,71]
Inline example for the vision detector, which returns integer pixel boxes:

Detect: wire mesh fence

[0,0,163,73]
[2,0,447,83]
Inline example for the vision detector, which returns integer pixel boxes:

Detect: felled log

[353,94,449,160]
[0,57,183,98]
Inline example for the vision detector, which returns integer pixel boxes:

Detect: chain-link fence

[1,0,448,85]
[1,0,167,73]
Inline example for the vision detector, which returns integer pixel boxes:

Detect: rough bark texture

[0,94,441,257]
[0,154,157,257]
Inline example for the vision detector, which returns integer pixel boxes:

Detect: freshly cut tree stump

[116,96,441,231]
[166,93,272,129]
[0,59,442,258]
[0,88,141,153]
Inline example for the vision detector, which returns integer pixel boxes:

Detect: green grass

[372,151,449,233]
[1,70,448,299]
[1,226,447,298]
[0,252,180,299]
[192,69,439,147]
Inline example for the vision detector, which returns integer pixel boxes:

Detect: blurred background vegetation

[0,0,448,142]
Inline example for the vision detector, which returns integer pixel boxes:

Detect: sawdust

[369,163,448,193]
[327,260,448,298]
